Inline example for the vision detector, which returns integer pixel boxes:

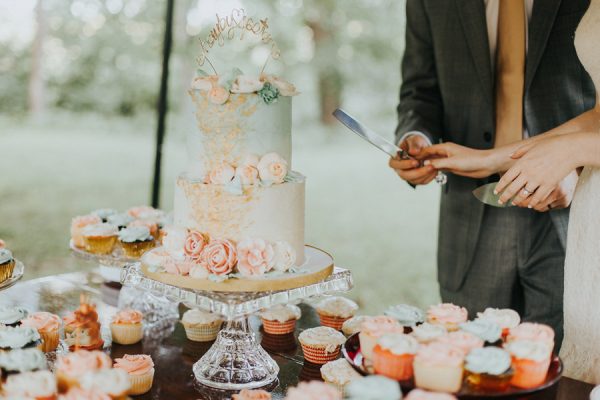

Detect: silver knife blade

[473,183,514,208]
[333,108,408,159]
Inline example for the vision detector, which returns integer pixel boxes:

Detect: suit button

[483,131,492,142]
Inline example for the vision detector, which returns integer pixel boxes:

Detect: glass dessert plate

[121,262,353,390]
[0,259,25,291]
[70,240,140,267]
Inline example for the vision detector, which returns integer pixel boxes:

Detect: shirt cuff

[397,131,433,147]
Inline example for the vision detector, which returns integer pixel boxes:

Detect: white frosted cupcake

[465,347,513,391]
[80,368,131,400]
[316,296,359,330]
[411,323,448,344]
[298,326,346,365]
[181,309,223,342]
[413,342,465,393]
[341,315,370,337]
[344,375,402,400]
[320,358,362,395]
[260,304,301,335]
[2,370,57,399]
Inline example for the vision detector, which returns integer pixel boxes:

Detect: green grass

[0,112,441,314]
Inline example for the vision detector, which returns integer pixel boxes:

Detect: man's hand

[389,134,437,185]
[512,170,579,212]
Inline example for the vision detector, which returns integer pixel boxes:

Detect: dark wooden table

[0,272,594,399]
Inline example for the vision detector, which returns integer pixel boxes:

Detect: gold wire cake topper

[196,8,281,75]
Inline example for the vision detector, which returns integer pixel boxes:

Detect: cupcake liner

[111,323,144,345]
[0,259,16,283]
[413,359,464,393]
[373,347,415,381]
[38,329,60,353]
[182,322,222,342]
[128,369,155,395]
[121,240,156,258]
[83,236,117,255]
[318,314,350,331]
[301,343,341,365]
[262,318,297,335]
[358,332,378,361]
[510,356,551,389]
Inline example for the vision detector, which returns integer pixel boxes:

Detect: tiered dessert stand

[0,260,25,291]
[120,248,353,391]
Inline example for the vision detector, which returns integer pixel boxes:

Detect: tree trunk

[29,0,46,116]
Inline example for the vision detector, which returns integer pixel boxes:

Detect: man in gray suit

[390,0,595,347]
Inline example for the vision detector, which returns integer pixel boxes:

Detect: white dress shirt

[400,0,534,145]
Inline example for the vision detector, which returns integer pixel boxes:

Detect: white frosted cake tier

[187,90,292,180]
[174,173,305,265]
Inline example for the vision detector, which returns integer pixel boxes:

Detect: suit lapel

[456,0,493,105]
[525,0,562,90]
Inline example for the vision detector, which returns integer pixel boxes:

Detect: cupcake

[0,305,28,326]
[345,375,402,400]
[127,205,164,221]
[476,308,521,338]
[2,370,57,399]
[128,219,159,239]
[358,316,404,361]
[55,350,112,392]
[504,340,552,389]
[405,389,458,400]
[385,304,426,332]
[118,226,155,258]
[0,326,42,350]
[181,309,223,342]
[298,326,346,365]
[411,322,448,344]
[435,331,484,355]
[316,296,358,330]
[79,368,131,400]
[464,347,513,391]
[341,315,369,337]
[20,311,62,352]
[232,389,272,400]
[260,304,301,335]
[373,333,420,381]
[107,213,134,230]
[320,359,362,395]
[70,214,102,248]
[0,348,47,376]
[110,309,144,345]
[413,342,465,393]
[507,322,555,351]
[459,319,502,345]
[59,387,112,400]
[0,248,16,284]
[92,208,118,222]
[63,299,103,351]
[285,381,341,400]
[82,223,118,255]
[426,303,468,331]
[114,354,155,395]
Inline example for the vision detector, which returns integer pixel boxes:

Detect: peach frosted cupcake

[316,296,359,331]
[341,315,369,337]
[507,322,555,351]
[232,389,272,400]
[476,308,521,338]
[118,226,155,258]
[260,304,301,335]
[358,316,404,361]
[21,311,62,352]
[426,303,468,331]
[181,309,223,342]
[435,331,484,355]
[298,326,346,365]
[411,323,448,344]
[0,248,16,284]
[55,350,112,392]
[413,342,465,393]
[2,370,57,399]
[80,368,131,400]
[405,389,458,400]
[373,333,420,381]
[82,223,118,254]
[70,214,101,248]
[345,375,402,400]
[285,381,341,400]
[59,387,112,399]
[114,354,155,395]
[320,358,362,395]
[464,347,513,391]
[504,340,552,389]
[110,309,144,345]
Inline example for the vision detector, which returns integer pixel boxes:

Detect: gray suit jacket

[396,0,595,291]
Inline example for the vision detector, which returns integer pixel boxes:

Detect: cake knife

[473,182,515,208]
[333,108,447,185]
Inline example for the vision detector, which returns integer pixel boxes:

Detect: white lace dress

[559,0,600,384]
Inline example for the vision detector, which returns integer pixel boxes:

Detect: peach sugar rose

[198,239,237,276]
[184,230,208,261]
[209,162,236,185]
[257,153,288,184]
[236,238,275,276]
[209,86,230,105]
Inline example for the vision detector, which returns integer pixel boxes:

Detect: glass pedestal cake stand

[121,262,353,391]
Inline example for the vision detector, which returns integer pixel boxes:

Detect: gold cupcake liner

[38,330,60,353]
[182,321,222,342]
[111,323,144,345]
[84,235,117,255]
[0,259,16,283]
[121,240,156,258]
[128,369,155,395]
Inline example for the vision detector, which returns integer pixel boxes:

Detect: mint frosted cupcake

[385,304,426,332]
[460,319,502,345]
[119,226,155,258]
[0,306,28,327]
[0,326,42,350]
[0,348,47,376]
[345,375,402,400]
[465,347,513,391]
[0,249,16,284]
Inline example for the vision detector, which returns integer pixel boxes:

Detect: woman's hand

[417,142,504,178]
[495,135,579,207]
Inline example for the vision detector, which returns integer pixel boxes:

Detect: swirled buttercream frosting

[0,326,40,349]
[411,322,447,343]
[459,319,502,343]
[508,323,554,345]
[0,348,47,372]
[376,333,420,355]
[0,306,28,325]
[118,226,153,242]
[2,370,57,398]
[82,223,118,237]
[112,309,143,324]
[435,331,483,355]
[342,315,369,336]
[476,308,521,330]
[0,248,13,264]
[55,350,112,377]
[92,208,118,220]
[316,296,358,318]
[114,354,154,376]
[80,368,131,396]
[285,381,341,400]
[385,304,426,327]
[59,387,112,400]
[465,347,512,375]
[427,303,468,325]
[107,213,134,227]
[345,375,402,400]
[298,326,346,353]
[182,309,223,326]
[232,389,272,400]
[415,342,464,367]
[360,316,404,337]
[260,304,301,322]
[320,359,361,385]
[21,311,61,332]
[504,340,551,361]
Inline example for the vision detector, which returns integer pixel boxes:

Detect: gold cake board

[141,245,334,292]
